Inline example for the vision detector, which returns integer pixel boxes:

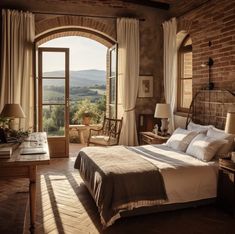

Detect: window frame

[177,35,193,113]
[108,44,118,118]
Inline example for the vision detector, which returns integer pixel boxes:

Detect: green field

[43,85,105,103]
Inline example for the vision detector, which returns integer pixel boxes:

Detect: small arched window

[178,35,192,112]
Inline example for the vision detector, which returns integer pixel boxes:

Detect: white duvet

[133,144,218,204]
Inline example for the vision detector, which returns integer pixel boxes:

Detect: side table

[139,132,170,145]
[217,158,235,216]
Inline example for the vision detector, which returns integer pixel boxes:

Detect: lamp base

[160,118,169,136]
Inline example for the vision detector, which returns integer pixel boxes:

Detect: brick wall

[177,0,235,92]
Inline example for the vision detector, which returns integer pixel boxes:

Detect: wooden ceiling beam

[123,0,170,10]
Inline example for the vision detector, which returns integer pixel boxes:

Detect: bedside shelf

[219,158,235,172]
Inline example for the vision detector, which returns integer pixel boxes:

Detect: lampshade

[154,103,171,118]
[0,104,26,118]
[225,112,235,134]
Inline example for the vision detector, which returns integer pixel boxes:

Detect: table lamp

[154,103,171,136]
[225,112,235,134]
[0,103,26,129]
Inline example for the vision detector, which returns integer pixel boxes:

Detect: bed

[74,89,235,228]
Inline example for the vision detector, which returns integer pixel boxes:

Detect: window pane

[42,52,65,77]
[43,105,65,136]
[181,79,192,108]
[183,52,192,78]
[109,105,116,118]
[110,78,116,104]
[110,48,116,77]
[42,79,65,104]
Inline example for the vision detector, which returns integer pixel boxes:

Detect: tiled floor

[0,143,235,234]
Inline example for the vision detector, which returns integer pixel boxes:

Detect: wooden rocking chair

[87,117,123,146]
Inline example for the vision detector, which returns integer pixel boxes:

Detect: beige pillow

[186,133,227,162]
[207,127,235,158]
[166,128,198,152]
[187,121,213,133]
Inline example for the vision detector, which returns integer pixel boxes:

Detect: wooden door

[38,47,69,157]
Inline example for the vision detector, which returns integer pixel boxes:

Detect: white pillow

[186,133,227,162]
[207,127,235,158]
[166,128,198,152]
[187,121,213,133]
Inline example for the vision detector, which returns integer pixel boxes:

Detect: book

[0,147,12,159]
[20,147,47,155]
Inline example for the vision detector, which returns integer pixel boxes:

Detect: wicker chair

[87,117,123,146]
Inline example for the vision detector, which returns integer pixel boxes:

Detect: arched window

[178,35,192,112]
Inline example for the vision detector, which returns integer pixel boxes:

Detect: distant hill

[43,69,106,87]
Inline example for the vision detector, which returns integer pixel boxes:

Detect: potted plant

[81,110,94,125]
[73,99,98,126]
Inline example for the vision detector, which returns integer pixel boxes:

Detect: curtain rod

[33,11,145,21]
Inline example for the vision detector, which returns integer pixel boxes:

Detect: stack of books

[0,147,12,159]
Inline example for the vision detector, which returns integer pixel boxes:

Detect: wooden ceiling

[124,0,210,16]
[0,0,210,17]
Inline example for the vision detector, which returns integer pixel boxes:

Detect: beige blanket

[74,146,167,227]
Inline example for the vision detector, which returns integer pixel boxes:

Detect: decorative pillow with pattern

[186,133,227,162]
[166,128,198,152]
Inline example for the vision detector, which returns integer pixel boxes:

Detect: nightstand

[139,132,170,145]
[217,158,235,216]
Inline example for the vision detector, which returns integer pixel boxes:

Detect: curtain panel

[117,18,139,146]
[0,9,35,130]
[162,17,177,133]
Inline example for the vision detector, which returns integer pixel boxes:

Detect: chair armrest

[89,128,102,135]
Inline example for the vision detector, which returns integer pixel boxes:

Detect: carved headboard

[186,89,235,130]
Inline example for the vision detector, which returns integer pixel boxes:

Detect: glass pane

[42,79,65,104]
[181,79,192,108]
[109,105,116,118]
[43,105,65,136]
[110,78,116,104]
[110,48,116,77]
[183,52,192,78]
[42,52,65,77]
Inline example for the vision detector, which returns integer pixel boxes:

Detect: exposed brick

[177,0,235,91]
[35,16,116,48]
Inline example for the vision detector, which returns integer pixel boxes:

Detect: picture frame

[138,75,153,98]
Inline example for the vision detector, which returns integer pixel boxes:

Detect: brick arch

[35,16,116,48]
[177,18,192,34]
[176,31,188,49]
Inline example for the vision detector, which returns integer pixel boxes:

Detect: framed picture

[138,75,153,98]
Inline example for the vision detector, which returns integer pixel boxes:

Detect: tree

[95,95,106,123]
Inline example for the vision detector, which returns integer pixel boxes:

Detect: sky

[39,36,107,72]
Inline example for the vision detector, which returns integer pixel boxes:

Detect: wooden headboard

[186,89,235,130]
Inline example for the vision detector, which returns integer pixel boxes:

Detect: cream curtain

[117,18,139,146]
[162,17,177,133]
[0,9,35,130]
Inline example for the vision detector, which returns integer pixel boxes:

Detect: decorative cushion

[207,127,235,158]
[90,135,117,146]
[186,133,227,162]
[165,128,198,152]
[187,121,213,133]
